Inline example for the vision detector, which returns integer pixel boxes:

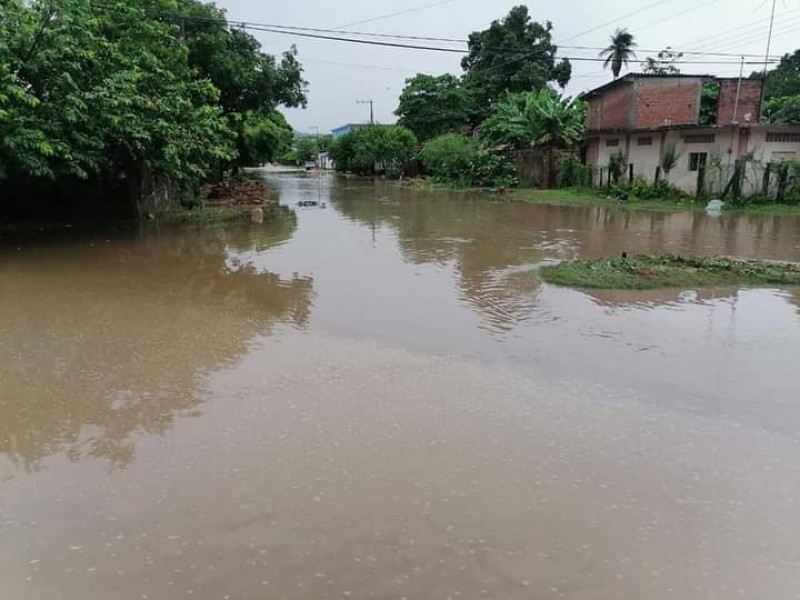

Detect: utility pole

[763,0,777,77]
[760,0,777,121]
[356,99,374,125]
[310,126,320,168]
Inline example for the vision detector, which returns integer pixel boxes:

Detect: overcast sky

[217,0,800,133]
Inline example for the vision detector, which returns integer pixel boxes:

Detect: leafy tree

[0,0,307,203]
[239,110,293,166]
[395,74,476,141]
[294,136,319,163]
[756,49,800,124]
[641,47,683,75]
[177,0,306,114]
[600,29,637,79]
[762,49,800,99]
[175,0,307,170]
[0,0,234,183]
[329,125,417,176]
[766,96,800,124]
[480,90,586,150]
[461,5,571,121]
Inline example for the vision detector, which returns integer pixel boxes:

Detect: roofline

[580,73,717,100]
[585,122,800,136]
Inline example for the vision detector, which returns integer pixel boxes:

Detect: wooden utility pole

[356,100,374,125]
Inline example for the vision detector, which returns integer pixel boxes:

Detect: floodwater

[2,174,800,600]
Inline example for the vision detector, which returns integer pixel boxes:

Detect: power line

[216,20,781,59]
[559,44,776,59]
[237,23,466,44]
[239,26,468,52]
[89,3,783,68]
[212,21,777,64]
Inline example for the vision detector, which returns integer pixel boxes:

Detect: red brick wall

[633,78,702,129]
[587,83,632,131]
[717,79,762,125]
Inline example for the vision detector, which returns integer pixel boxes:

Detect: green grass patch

[539,254,800,290]
[511,188,697,212]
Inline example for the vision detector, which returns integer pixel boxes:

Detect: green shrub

[329,125,417,176]
[608,152,626,183]
[420,134,517,187]
[419,134,477,180]
[610,177,688,202]
[559,157,594,187]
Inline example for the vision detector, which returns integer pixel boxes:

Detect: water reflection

[331,185,546,332]
[329,180,800,335]
[582,286,740,309]
[0,222,313,473]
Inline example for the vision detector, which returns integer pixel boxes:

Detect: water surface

[2,174,800,599]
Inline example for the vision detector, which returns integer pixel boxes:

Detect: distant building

[331,123,369,139]
[330,123,393,139]
[582,74,800,195]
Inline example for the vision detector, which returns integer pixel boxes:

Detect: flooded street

[3,173,800,599]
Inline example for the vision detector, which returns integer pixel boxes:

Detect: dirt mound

[201,179,274,206]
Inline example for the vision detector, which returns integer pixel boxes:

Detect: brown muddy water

[2,173,800,600]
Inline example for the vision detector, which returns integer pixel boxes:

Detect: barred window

[637,137,653,146]
[683,134,715,144]
[766,132,800,143]
[771,151,797,162]
[606,139,619,147]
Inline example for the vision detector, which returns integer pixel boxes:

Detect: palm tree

[600,29,637,79]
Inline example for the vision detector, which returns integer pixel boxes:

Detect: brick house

[582,74,800,195]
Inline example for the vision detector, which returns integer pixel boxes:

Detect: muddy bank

[168,178,292,223]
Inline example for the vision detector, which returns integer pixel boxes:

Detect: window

[766,132,800,143]
[771,151,797,162]
[684,134,715,144]
[637,137,653,146]
[689,152,708,172]
[606,139,620,147]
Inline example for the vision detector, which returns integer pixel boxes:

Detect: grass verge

[511,188,697,212]
[513,188,800,215]
[539,254,800,290]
